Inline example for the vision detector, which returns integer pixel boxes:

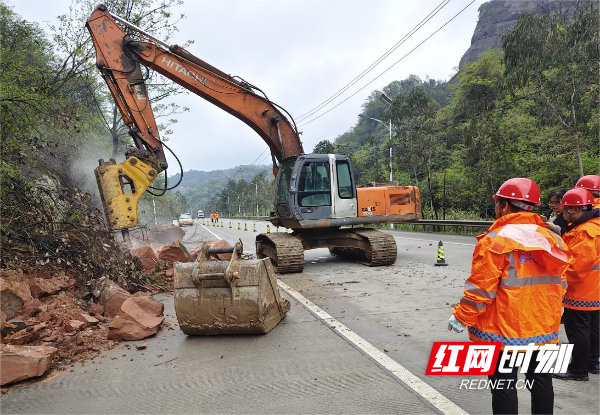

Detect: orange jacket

[562,216,600,311]
[210,213,214,219]
[453,212,571,346]
[215,212,219,219]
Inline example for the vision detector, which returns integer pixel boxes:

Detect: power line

[249,146,269,165]
[296,0,452,122]
[298,0,476,128]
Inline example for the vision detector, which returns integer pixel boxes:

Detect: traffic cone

[253,224,257,232]
[244,223,248,231]
[434,241,448,266]
[267,225,270,233]
[276,226,279,233]
[238,223,241,230]
[229,222,232,228]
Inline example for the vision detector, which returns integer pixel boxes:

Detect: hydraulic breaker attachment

[174,241,290,335]
[95,157,157,230]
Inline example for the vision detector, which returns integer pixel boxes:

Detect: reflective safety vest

[454,212,571,347]
[562,216,600,311]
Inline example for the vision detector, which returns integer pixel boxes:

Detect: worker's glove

[545,222,561,234]
[448,315,465,333]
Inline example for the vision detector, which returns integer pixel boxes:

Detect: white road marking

[277,280,468,415]
[201,225,222,240]
[393,236,476,247]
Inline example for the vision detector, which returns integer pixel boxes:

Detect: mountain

[169,164,270,212]
[458,0,581,69]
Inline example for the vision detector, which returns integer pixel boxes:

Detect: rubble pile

[0,225,198,387]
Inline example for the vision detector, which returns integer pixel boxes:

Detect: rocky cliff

[458,0,581,69]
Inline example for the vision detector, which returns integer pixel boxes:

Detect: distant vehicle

[197,210,204,219]
[178,214,194,227]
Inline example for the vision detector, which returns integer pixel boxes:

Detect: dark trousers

[488,351,554,415]
[563,308,600,375]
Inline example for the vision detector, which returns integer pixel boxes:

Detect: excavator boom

[86,4,303,170]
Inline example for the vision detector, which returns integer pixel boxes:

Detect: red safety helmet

[575,175,600,191]
[492,178,541,206]
[561,188,594,207]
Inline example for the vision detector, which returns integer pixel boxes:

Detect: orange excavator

[86,4,421,275]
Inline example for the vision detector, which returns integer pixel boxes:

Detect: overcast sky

[10,0,485,175]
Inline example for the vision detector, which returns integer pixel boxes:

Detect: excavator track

[255,233,305,274]
[329,228,397,266]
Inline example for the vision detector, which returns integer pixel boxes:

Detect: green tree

[312,140,335,154]
[503,3,600,176]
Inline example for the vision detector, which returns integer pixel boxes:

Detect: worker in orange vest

[449,178,571,415]
[575,175,600,208]
[552,188,600,381]
[210,212,214,223]
[215,211,219,223]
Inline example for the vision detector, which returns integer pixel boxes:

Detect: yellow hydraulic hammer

[95,157,157,230]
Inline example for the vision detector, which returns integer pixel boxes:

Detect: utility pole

[254,183,258,217]
[388,119,393,182]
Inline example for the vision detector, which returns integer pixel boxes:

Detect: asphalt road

[2,219,598,414]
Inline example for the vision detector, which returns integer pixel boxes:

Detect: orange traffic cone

[434,241,448,266]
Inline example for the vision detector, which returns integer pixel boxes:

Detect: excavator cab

[273,154,358,228]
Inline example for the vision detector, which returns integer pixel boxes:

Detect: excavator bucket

[173,241,290,335]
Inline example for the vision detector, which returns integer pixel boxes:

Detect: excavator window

[335,161,353,199]
[276,161,294,204]
[298,161,331,207]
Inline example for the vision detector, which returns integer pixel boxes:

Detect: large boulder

[130,246,159,272]
[190,240,233,261]
[0,344,57,385]
[97,280,131,317]
[0,278,32,320]
[107,294,164,341]
[158,241,190,264]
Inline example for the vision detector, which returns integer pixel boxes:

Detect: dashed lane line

[277,280,468,415]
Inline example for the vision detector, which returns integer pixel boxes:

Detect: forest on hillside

[1,0,598,265]
[203,2,599,220]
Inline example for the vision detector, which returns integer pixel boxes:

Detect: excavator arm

[86,4,304,230]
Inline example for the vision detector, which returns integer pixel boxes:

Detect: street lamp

[358,113,393,182]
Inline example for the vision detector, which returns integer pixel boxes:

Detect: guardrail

[404,219,493,234]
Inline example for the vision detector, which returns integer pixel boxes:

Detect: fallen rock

[97,280,131,317]
[149,243,164,256]
[131,246,159,272]
[0,279,32,319]
[158,241,190,264]
[20,299,43,319]
[76,313,99,326]
[29,276,70,299]
[1,269,28,282]
[65,320,86,333]
[1,319,26,337]
[88,303,104,316]
[206,240,233,261]
[2,323,46,345]
[107,295,164,341]
[0,344,57,386]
